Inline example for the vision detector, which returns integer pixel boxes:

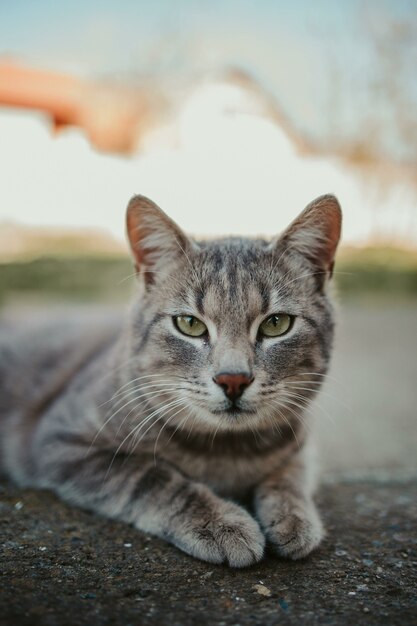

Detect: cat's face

[125,195,341,434]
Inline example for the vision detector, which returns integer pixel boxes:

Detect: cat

[0,193,341,567]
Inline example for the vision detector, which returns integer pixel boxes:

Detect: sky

[1,0,415,152]
[0,0,416,245]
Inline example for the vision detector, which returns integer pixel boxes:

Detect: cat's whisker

[265,400,302,448]
[251,421,271,446]
[283,383,351,413]
[128,395,188,444]
[110,385,190,422]
[124,397,186,450]
[263,404,285,438]
[104,385,182,421]
[90,385,184,451]
[107,380,177,404]
[248,412,276,443]
[174,238,203,291]
[129,399,188,458]
[277,389,320,414]
[114,388,184,438]
[283,381,323,388]
[98,373,172,408]
[271,396,317,434]
[166,407,195,445]
[116,269,138,285]
[95,354,176,393]
[283,385,336,407]
[270,397,313,437]
[290,371,341,382]
[267,241,297,287]
[186,412,200,442]
[247,421,260,446]
[102,388,180,435]
[267,239,317,293]
[118,268,192,293]
[104,398,186,479]
[209,416,223,450]
[283,375,326,383]
[153,401,192,463]
[280,389,336,425]
[108,380,188,412]
[271,250,349,296]
[103,373,181,404]
[278,270,326,294]
[282,383,327,399]
[286,371,348,391]
[115,372,191,394]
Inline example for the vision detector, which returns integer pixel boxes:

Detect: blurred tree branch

[0,61,165,153]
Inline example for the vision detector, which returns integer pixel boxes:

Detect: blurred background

[0,0,416,480]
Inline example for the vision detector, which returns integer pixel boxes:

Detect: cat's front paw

[181,502,265,568]
[266,507,324,560]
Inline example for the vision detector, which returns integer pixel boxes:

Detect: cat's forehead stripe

[192,242,290,319]
[194,273,267,325]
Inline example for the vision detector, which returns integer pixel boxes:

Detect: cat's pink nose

[213,372,254,401]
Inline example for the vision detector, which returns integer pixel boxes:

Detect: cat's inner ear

[126,195,192,285]
[276,194,342,278]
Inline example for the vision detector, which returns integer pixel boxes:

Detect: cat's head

[125,194,341,434]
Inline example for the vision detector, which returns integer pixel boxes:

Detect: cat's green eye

[259,314,293,338]
[174,315,208,337]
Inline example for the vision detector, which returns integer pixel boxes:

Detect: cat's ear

[126,195,192,286]
[277,194,342,278]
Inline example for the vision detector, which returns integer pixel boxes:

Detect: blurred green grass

[335,246,417,301]
[0,257,133,307]
[0,246,417,308]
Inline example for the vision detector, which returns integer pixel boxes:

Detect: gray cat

[0,193,341,567]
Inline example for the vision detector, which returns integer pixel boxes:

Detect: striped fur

[0,194,341,566]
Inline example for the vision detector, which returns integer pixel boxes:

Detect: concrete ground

[317,302,417,480]
[1,302,417,625]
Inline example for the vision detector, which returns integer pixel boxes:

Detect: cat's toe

[182,525,226,565]
[267,511,324,560]
[213,516,265,568]
[182,507,265,567]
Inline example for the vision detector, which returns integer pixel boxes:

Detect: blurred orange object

[0,61,156,153]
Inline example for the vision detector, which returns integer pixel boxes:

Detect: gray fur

[0,194,341,567]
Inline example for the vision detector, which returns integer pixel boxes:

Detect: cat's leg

[38,444,265,567]
[254,451,324,559]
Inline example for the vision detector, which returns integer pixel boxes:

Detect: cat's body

[0,194,341,567]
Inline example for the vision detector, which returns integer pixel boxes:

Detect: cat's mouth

[211,404,257,418]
